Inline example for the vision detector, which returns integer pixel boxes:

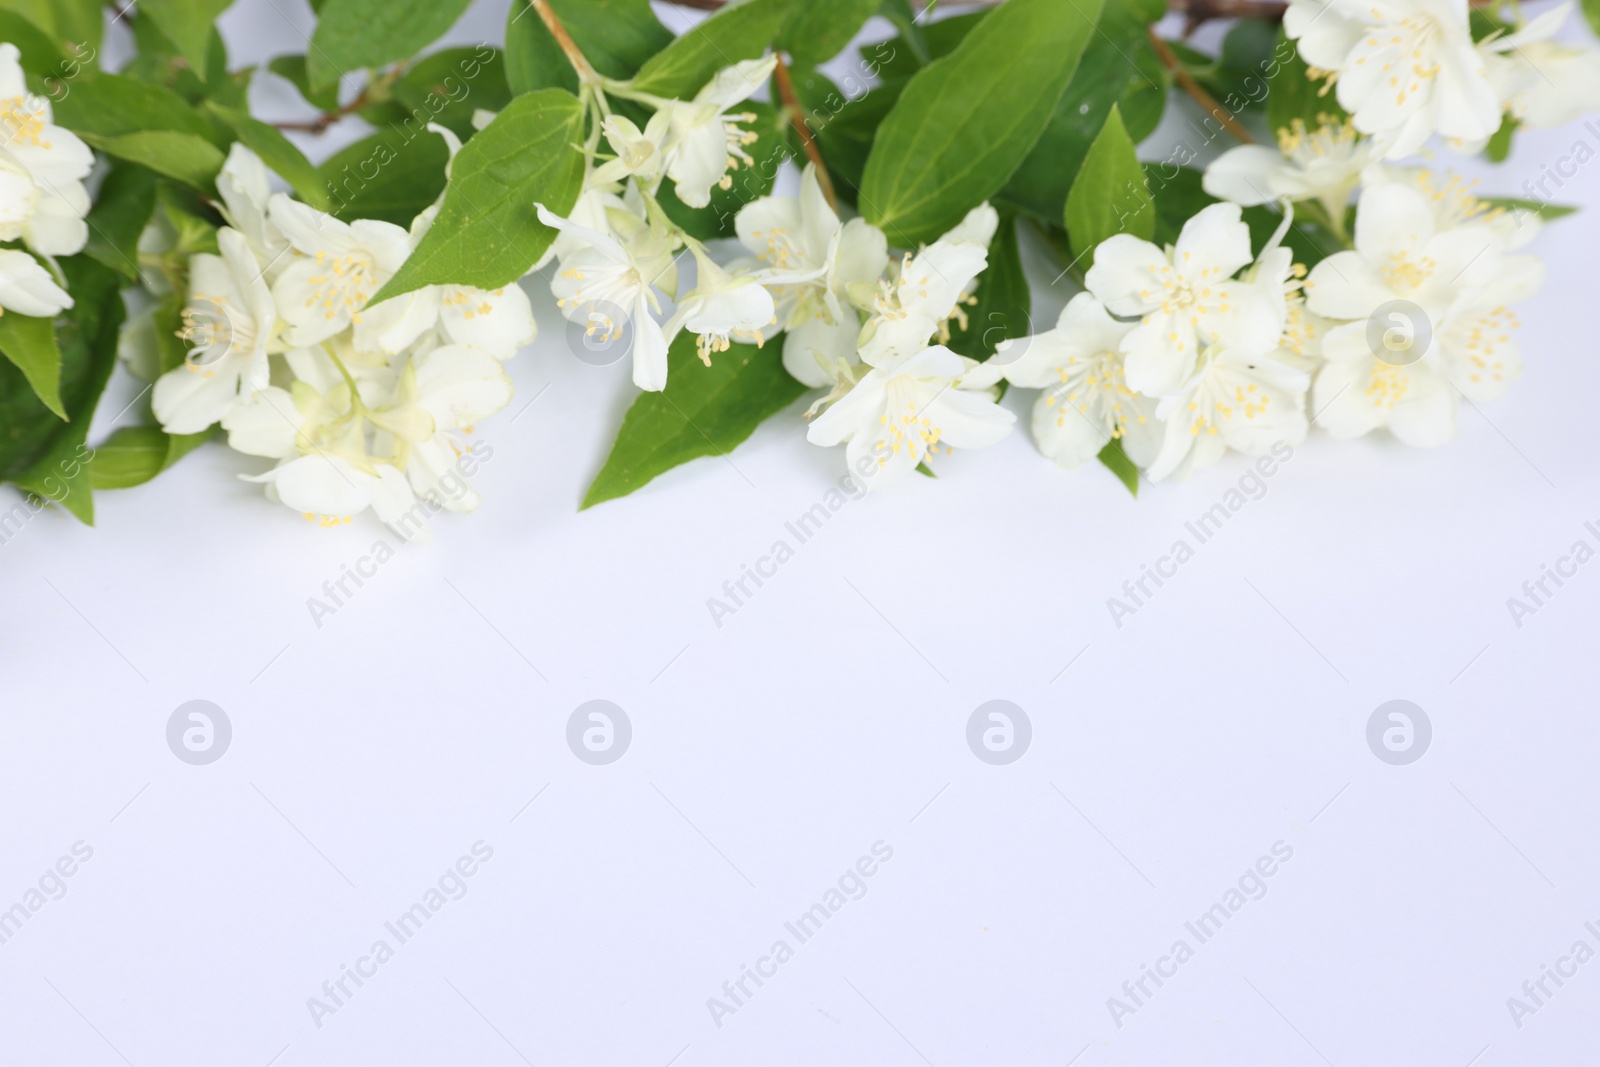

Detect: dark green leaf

[308,0,474,88]
[1066,105,1155,264]
[948,215,1029,360]
[787,65,904,201]
[630,0,792,98]
[583,330,804,509]
[0,308,64,418]
[390,46,510,138]
[88,424,208,490]
[0,11,63,75]
[860,0,1104,245]
[370,88,586,302]
[137,0,234,72]
[83,162,158,281]
[1097,438,1139,496]
[504,0,673,94]
[1263,26,1347,137]
[660,102,789,239]
[318,127,450,227]
[52,72,222,141]
[780,0,880,65]
[206,102,331,208]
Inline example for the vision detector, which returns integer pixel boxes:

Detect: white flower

[1204,118,1373,223]
[1482,4,1600,129]
[806,344,1014,489]
[536,201,678,390]
[152,228,279,434]
[216,144,289,276]
[0,248,71,316]
[0,43,93,257]
[997,293,1161,470]
[658,56,776,209]
[593,113,672,185]
[857,204,998,370]
[1146,342,1310,481]
[1285,0,1500,158]
[268,195,413,349]
[664,248,776,365]
[1085,202,1277,396]
[734,163,888,387]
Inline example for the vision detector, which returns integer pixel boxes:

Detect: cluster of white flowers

[0,44,92,318]
[1285,0,1600,157]
[149,140,533,540]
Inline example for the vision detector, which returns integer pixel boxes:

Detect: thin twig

[773,56,839,213]
[529,0,600,84]
[1147,28,1254,143]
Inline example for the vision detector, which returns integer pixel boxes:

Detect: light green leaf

[0,308,64,419]
[584,330,805,509]
[1584,0,1600,37]
[205,101,330,209]
[138,0,234,71]
[0,11,63,75]
[319,127,450,227]
[308,0,474,89]
[630,0,792,98]
[1066,105,1154,265]
[370,88,586,303]
[1479,196,1578,220]
[948,215,1029,362]
[88,424,209,490]
[52,72,222,141]
[1097,438,1139,497]
[81,130,224,191]
[504,0,672,94]
[1486,113,1516,163]
[779,0,881,65]
[860,0,1104,246]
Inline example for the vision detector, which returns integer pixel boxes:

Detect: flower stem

[773,56,839,214]
[528,0,600,85]
[1147,29,1255,144]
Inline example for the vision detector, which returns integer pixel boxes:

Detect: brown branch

[1147,28,1255,143]
[529,0,599,83]
[772,56,839,213]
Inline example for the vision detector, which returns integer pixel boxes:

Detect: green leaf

[504,0,672,94]
[660,102,788,239]
[269,53,341,112]
[584,330,805,508]
[308,0,474,89]
[1584,0,1600,37]
[52,72,222,141]
[859,0,1104,246]
[205,102,330,209]
[83,163,158,281]
[1145,163,1340,270]
[0,309,64,419]
[81,130,224,191]
[0,257,124,524]
[787,65,904,202]
[1486,113,1517,163]
[948,215,1029,361]
[390,46,511,138]
[1097,438,1139,496]
[1066,105,1154,265]
[779,0,880,65]
[630,0,792,98]
[0,11,63,75]
[137,0,234,72]
[1479,196,1578,221]
[88,424,209,490]
[370,88,586,303]
[0,0,99,58]
[319,127,450,227]
[1263,26,1346,137]
[1001,0,1166,223]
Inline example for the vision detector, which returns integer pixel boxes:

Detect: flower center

[1380,250,1435,295]
[0,96,50,149]
[302,250,377,324]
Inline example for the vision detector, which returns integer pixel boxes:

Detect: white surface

[4,2,1600,1065]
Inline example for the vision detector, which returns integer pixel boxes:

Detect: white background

[4,1,1600,1064]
